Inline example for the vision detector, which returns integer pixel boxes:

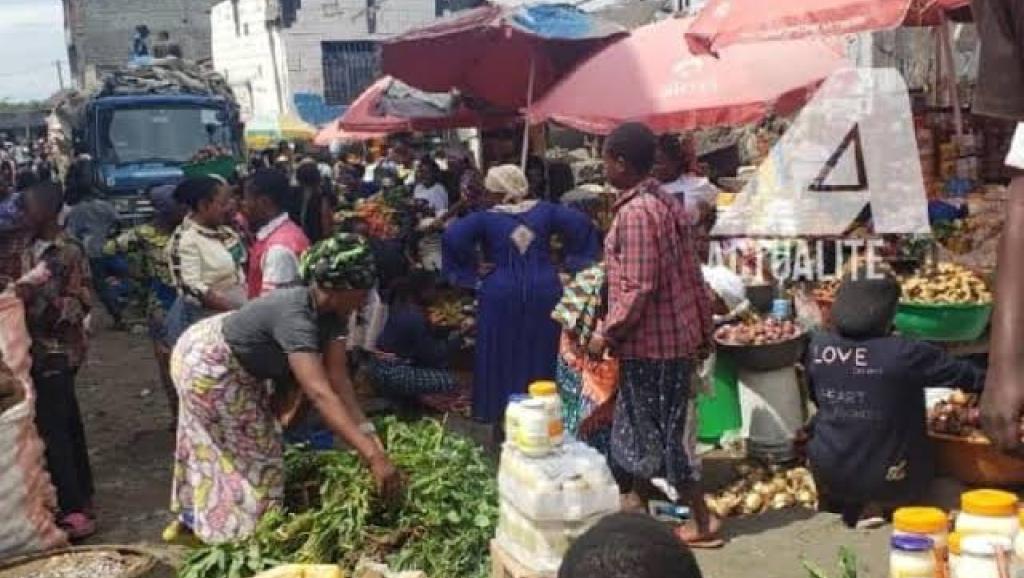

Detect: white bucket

[737,367,803,461]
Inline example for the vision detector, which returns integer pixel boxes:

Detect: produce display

[179,418,498,578]
[900,263,991,305]
[337,187,432,241]
[812,279,839,302]
[21,550,151,578]
[704,462,818,518]
[427,295,475,329]
[714,317,802,346]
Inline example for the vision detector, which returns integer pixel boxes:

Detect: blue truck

[65,62,243,222]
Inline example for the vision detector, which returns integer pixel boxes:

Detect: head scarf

[300,232,378,290]
[485,164,530,204]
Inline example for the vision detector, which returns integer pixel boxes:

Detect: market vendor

[368,270,462,398]
[803,270,984,527]
[443,165,599,423]
[166,233,402,544]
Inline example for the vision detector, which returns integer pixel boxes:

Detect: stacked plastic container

[496,386,621,575]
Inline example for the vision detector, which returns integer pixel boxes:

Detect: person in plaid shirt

[589,122,717,547]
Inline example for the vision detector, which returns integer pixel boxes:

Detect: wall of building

[211,0,447,121]
[64,0,218,87]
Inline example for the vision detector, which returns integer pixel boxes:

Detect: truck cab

[82,93,242,223]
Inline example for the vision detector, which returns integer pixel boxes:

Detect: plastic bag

[0,291,68,557]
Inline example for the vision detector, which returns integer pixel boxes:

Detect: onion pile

[704,462,818,518]
[715,318,802,347]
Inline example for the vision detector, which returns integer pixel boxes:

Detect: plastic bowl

[930,432,1024,486]
[894,301,992,342]
[716,333,808,372]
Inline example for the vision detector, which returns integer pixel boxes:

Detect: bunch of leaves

[178,418,497,578]
[803,546,859,578]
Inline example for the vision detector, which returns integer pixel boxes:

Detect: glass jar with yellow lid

[954,489,1019,541]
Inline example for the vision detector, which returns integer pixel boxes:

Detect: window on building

[322,41,379,106]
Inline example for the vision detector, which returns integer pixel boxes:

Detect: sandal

[59,512,96,541]
[675,523,725,549]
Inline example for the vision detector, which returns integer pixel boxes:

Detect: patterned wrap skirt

[169,313,283,544]
[611,358,696,489]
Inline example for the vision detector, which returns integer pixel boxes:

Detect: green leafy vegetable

[179,418,498,578]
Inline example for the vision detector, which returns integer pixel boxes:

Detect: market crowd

[0,116,989,565]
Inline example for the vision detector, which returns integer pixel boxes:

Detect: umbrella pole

[521,56,536,170]
[939,15,963,139]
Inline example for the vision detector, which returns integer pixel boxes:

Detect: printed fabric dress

[443,200,599,423]
[169,314,282,544]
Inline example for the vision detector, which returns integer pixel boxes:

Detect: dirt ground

[76,323,908,577]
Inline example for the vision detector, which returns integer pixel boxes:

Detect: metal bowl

[716,333,808,372]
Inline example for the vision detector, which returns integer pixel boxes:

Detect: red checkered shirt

[600,178,713,360]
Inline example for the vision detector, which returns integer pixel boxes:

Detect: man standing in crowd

[16,182,95,539]
[972,0,1024,451]
[243,168,310,299]
[590,123,717,547]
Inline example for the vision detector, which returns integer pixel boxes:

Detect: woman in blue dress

[443,165,600,423]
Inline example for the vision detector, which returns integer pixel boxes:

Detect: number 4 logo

[712,67,931,238]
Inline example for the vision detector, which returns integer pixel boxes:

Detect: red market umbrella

[380,4,627,110]
[529,17,849,135]
[313,124,385,146]
[686,0,971,55]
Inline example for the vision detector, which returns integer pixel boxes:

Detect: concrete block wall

[65,0,217,86]
[210,0,290,119]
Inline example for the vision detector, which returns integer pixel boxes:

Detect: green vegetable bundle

[179,418,498,578]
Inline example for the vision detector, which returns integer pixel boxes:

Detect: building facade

[63,0,218,88]
[210,0,480,123]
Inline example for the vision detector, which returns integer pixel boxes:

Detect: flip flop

[59,512,96,541]
[674,525,725,549]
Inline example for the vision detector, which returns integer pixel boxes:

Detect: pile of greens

[179,418,497,578]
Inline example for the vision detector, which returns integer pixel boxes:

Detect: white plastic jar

[955,489,1019,541]
[958,536,1013,578]
[1014,511,1024,578]
[504,394,528,446]
[948,532,961,578]
[893,507,949,562]
[890,535,936,578]
[529,380,564,446]
[516,399,553,457]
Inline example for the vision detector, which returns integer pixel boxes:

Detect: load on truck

[51,58,243,223]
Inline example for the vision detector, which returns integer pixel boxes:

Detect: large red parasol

[686,0,970,55]
[313,76,516,146]
[380,4,626,110]
[529,17,848,135]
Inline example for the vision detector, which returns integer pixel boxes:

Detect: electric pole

[55,60,65,90]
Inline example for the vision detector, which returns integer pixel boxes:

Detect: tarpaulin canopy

[314,76,517,146]
[381,3,627,109]
[529,17,848,135]
[245,112,317,149]
[686,0,971,55]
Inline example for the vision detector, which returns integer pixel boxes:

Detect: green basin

[894,302,993,342]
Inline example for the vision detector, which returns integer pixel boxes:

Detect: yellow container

[894,507,949,563]
[528,380,563,446]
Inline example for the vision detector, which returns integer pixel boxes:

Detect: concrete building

[210,0,482,124]
[63,0,217,88]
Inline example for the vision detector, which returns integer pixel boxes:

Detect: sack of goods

[0,293,68,558]
[495,441,620,575]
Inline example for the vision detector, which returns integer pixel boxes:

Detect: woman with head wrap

[441,145,487,213]
[165,233,402,544]
[443,165,600,423]
[103,184,187,424]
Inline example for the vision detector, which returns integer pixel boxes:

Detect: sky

[0,0,67,102]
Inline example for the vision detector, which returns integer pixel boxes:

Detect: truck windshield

[97,105,232,165]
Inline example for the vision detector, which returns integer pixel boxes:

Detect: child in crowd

[803,269,985,527]
[559,513,704,578]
